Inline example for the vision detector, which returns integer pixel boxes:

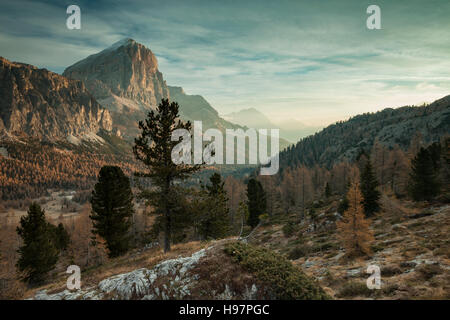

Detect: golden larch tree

[337,181,374,257]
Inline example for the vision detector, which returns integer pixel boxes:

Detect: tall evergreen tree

[409,146,440,201]
[360,161,381,217]
[338,180,351,215]
[206,173,224,196]
[49,222,70,251]
[133,99,201,252]
[325,182,331,198]
[198,173,230,240]
[90,166,134,258]
[16,203,59,285]
[246,178,267,228]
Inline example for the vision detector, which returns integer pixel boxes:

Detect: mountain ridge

[63,38,249,139]
[0,56,112,141]
[279,96,450,169]
[224,107,321,142]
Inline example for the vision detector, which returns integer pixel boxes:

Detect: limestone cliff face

[63,38,170,112]
[0,57,112,140]
[61,39,273,142]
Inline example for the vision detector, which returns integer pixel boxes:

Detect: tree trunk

[164,212,171,253]
[163,177,171,253]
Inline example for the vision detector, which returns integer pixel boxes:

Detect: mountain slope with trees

[279,96,450,169]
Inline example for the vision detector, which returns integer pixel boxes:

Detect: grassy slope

[250,196,450,299]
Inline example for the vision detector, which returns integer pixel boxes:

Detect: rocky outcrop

[0,57,112,140]
[29,241,329,300]
[31,245,262,300]
[33,248,210,300]
[63,38,169,112]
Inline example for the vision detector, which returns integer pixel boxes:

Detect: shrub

[371,243,385,253]
[337,281,374,298]
[288,245,310,260]
[310,242,338,253]
[224,242,330,300]
[282,222,298,237]
[381,265,402,277]
[417,264,443,280]
[382,284,399,296]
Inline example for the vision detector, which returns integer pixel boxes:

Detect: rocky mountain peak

[63,39,169,111]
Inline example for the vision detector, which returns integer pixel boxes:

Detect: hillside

[16,197,449,300]
[0,136,138,201]
[24,240,328,300]
[249,197,450,299]
[279,96,450,169]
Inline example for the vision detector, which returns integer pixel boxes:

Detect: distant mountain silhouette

[224,108,321,142]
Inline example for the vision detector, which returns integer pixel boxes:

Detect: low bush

[417,264,443,280]
[282,222,298,237]
[224,242,330,300]
[336,281,374,298]
[310,242,338,253]
[382,265,402,277]
[288,245,310,260]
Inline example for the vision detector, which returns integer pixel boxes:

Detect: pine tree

[246,178,266,228]
[16,203,59,284]
[337,197,349,215]
[49,222,70,251]
[325,182,331,198]
[198,173,230,239]
[409,146,440,201]
[337,182,374,257]
[90,166,134,258]
[337,180,351,215]
[360,161,381,217]
[133,99,201,252]
[441,138,450,195]
[308,208,318,231]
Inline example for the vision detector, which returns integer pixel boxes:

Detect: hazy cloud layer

[1,0,449,126]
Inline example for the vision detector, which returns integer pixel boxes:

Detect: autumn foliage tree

[337,182,374,258]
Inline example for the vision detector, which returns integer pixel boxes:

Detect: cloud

[0,0,449,127]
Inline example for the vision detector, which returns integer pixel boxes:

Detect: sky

[1,0,449,127]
